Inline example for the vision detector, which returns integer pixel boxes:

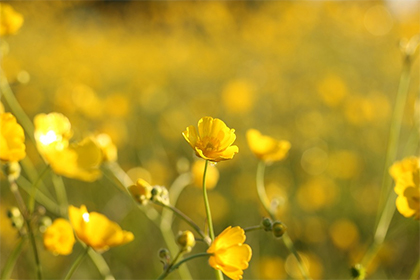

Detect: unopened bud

[262,217,272,231]
[350,264,366,279]
[6,162,21,181]
[272,221,287,238]
[176,230,195,253]
[158,248,170,260]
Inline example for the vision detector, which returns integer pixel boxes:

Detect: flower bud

[158,248,170,260]
[151,185,170,205]
[350,264,366,280]
[272,221,287,238]
[262,217,272,231]
[128,179,153,205]
[176,230,195,253]
[5,161,21,181]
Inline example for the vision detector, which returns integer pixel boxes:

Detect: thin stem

[410,257,420,280]
[202,160,215,241]
[362,39,418,274]
[156,250,183,280]
[51,174,68,217]
[157,202,207,243]
[157,252,211,280]
[243,225,263,233]
[255,160,311,280]
[8,178,43,280]
[28,165,50,214]
[87,249,115,280]
[64,246,90,280]
[0,237,27,280]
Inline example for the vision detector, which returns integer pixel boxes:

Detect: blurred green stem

[51,174,68,217]
[28,165,50,214]
[362,36,419,275]
[64,246,89,280]
[156,252,211,280]
[256,161,311,280]
[202,160,224,280]
[410,258,420,280]
[0,237,26,280]
[244,225,263,232]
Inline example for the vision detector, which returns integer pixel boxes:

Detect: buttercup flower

[0,113,26,162]
[0,4,24,36]
[207,226,252,280]
[34,113,102,182]
[246,129,291,163]
[68,205,134,252]
[191,160,219,189]
[183,116,238,162]
[94,133,118,162]
[389,156,420,219]
[128,178,153,205]
[43,218,75,256]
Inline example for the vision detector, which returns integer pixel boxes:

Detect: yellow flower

[0,113,26,162]
[43,218,75,256]
[34,113,102,182]
[207,226,252,280]
[389,156,420,219]
[0,4,24,36]
[94,133,118,162]
[183,117,238,162]
[68,205,134,252]
[191,160,219,189]
[246,129,291,163]
[128,178,153,205]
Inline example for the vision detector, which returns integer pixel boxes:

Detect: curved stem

[64,246,89,280]
[157,252,211,280]
[28,165,50,214]
[255,160,311,280]
[0,237,27,280]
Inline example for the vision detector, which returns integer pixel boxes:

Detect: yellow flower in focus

[192,160,219,189]
[34,113,102,182]
[183,117,238,162]
[43,218,75,256]
[0,4,24,36]
[207,226,252,280]
[128,178,153,205]
[94,133,118,162]
[246,129,291,163]
[0,113,26,162]
[68,205,134,252]
[389,156,420,219]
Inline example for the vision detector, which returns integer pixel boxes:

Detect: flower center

[82,213,90,222]
[39,130,59,145]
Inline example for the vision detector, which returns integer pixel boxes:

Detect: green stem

[26,218,42,280]
[0,237,27,280]
[157,252,211,280]
[255,161,311,280]
[87,249,115,280]
[202,160,215,241]
[362,38,418,274]
[28,165,50,214]
[243,225,263,233]
[51,174,68,217]
[410,257,420,280]
[156,250,183,280]
[64,246,90,280]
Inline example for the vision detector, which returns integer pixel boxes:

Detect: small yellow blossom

[43,218,75,256]
[177,230,196,252]
[128,178,153,205]
[389,156,420,219]
[246,129,291,163]
[94,133,118,162]
[34,113,102,182]
[0,4,24,36]
[207,226,252,280]
[68,205,134,252]
[192,160,219,189]
[183,117,238,162]
[0,113,26,162]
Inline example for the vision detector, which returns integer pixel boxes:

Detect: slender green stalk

[202,160,215,241]
[8,178,43,280]
[87,249,115,280]
[156,252,211,280]
[64,246,90,280]
[0,237,27,280]
[409,257,420,280]
[243,225,263,233]
[361,37,419,275]
[256,161,311,280]
[28,165,50,214]
[51,174,68,217]
[156,250,183,280]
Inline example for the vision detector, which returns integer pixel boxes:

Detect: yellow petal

[182,125,198,148]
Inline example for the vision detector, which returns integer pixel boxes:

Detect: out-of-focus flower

[0,4,24,36]
[5,161,21,181]
[183,116,238,162]
[94,133,118,162]
[207,226,252,280]
[389,156,420,219]
[246,129,290,163]
[0,113,26,162]
[177,230,196,252]
[192,160,219,189]
[329,219,359,250]
[222,79,255,114]
[43,218,75,256]
[68,205,134,252]
[34,113,102,182]
[128,178,153,205]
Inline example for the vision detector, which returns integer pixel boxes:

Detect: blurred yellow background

[1,1,419,279]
